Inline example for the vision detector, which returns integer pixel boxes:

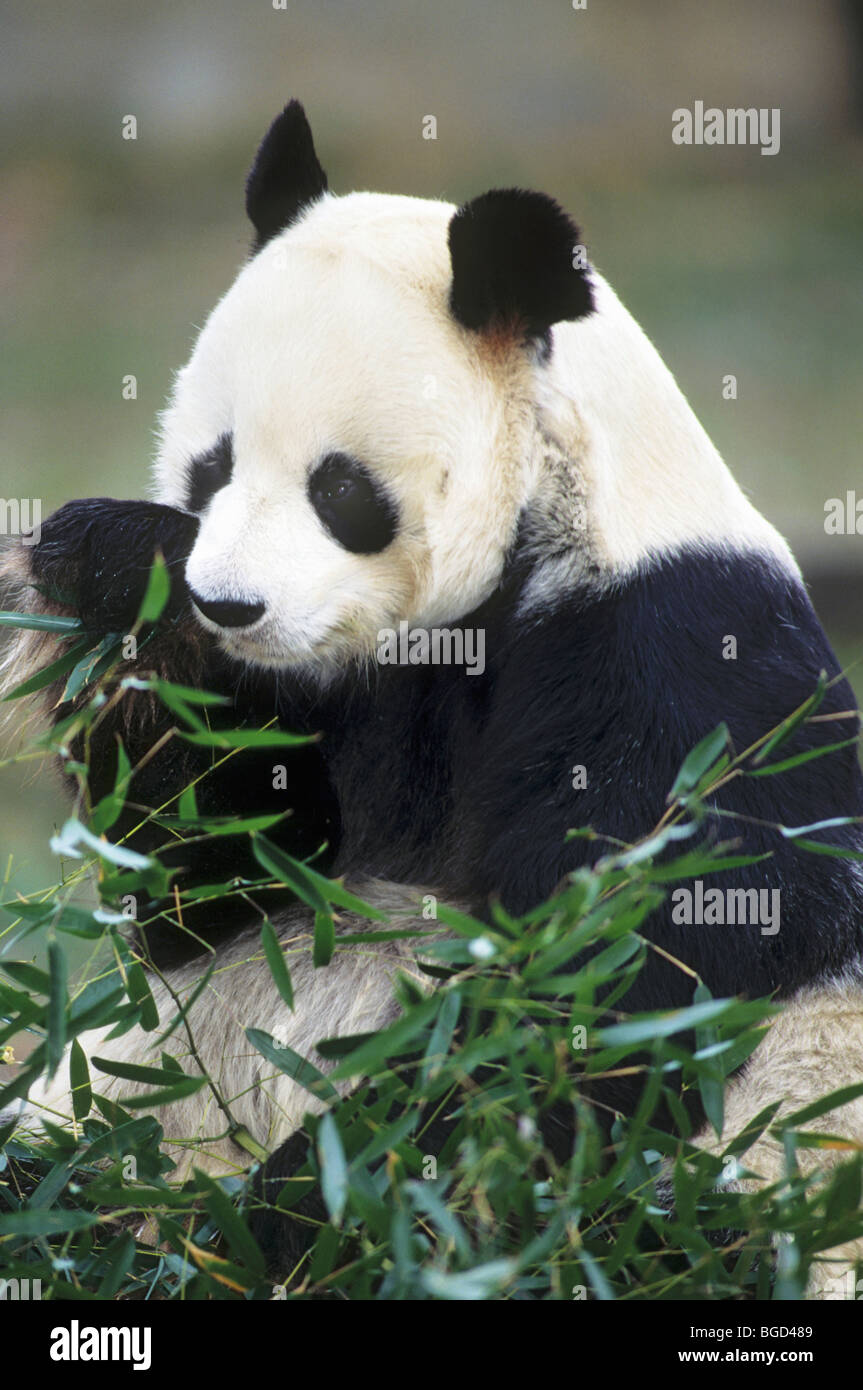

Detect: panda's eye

[187,433,234,512]
[308,453,398,554]
[323,479,354,501]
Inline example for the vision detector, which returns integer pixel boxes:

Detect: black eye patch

[308,452,398,554]
[187,433,234,512]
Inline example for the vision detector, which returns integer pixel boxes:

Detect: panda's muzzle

[190,591,266,629]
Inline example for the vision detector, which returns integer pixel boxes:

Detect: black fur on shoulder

[245,99,329,252]
[447,547,863,1113]
[448,188,595,340]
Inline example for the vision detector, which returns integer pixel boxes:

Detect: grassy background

[2,0,862,902]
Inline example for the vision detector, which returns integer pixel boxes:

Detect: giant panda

[3,99,863,1292]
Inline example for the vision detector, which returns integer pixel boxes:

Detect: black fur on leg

[30,497,199,632]
[247,1126,330,1280]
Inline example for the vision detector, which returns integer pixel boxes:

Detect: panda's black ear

[245,100,328,251]
[448,189,594,340]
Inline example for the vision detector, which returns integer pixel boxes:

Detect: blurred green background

[2,0,862,905]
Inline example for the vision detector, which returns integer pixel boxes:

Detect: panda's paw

[247,1128,329,1284]
[24,498,199,634]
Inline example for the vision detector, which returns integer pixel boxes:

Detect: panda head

[155,100,594,678]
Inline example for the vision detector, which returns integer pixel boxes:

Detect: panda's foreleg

[0,498,209,797]
[691,977,863,1299]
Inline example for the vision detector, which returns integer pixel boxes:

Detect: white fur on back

[523,274,797,607]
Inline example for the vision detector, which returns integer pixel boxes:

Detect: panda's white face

[155,193,541,677]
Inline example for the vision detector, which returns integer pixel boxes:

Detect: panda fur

[4,100,863,1291]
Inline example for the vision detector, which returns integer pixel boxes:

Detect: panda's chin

[211,624,354,683]
[214,628,294,669]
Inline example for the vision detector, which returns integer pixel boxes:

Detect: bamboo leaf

[245,1027,338,1101]
[780,1081,863,1129]
[782,837,863,861]
[126,963,160,1032]
[136,552,171,624]
[195,1170,265,1275]
[0,1210,100,1235]
[46,939,68,1079]
[667,724,729,801]
[752,673,828,765]
[317,1111,348,1227]
[253,835,331,914]
[747,737,859,778]
[180,728,315,749]
[91,737,132,833]
[1,636,94,701]
[121,1076,208,1109]
[50,817,153,870]
[0,611,83,633]
[261,920,294,1008]
[69,1038,92,1121]
[313,910,335,967]
[92,1056,195,1085]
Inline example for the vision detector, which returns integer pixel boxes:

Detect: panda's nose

[190,590,266,628]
